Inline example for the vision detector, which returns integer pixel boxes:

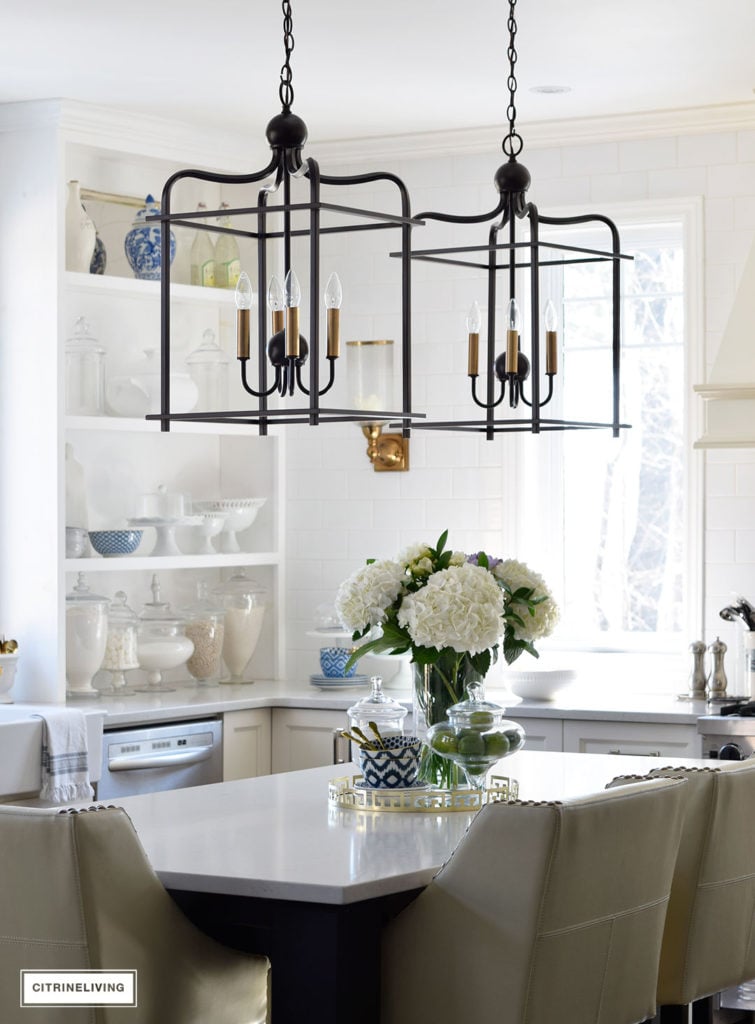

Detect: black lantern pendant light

[400,0,632,440]
[148,1,423,436]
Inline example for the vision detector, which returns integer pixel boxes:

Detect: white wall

[285,115,755,692]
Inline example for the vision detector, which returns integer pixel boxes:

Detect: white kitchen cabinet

[0,100,285,700]
[563,720,701,759]
[509,716,563,752]
[223,708,272,780]
[271,707,348,773]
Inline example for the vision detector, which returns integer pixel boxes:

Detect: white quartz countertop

[29,680,710,728]
[85,750,710,905]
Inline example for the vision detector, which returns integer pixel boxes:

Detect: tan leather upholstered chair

[0,803,269,1024]
[381,777,688,1024]
[610,760,755,1024]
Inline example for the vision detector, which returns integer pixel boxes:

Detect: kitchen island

[80,749,710,1024]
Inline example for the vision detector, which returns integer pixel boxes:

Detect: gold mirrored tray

[328,774,519,813]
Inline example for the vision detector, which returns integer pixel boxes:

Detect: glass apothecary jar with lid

[186,328,229,412]
[135,575,194,693]
[347,676,408,744]
[100,591,139,694]
[65,316,105,416]
[66,573,109,699]
[183,581,225,686]
[211,571,267,683]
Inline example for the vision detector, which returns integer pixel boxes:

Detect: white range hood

[695,238,755,448]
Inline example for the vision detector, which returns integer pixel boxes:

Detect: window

[513,211,698,654]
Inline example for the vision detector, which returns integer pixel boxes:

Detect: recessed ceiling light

[529,85,572,94]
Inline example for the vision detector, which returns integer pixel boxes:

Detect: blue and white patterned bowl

[320,646,356,678]
[359,736,422,789]
[88,529,143,558]
[124,195,176,280]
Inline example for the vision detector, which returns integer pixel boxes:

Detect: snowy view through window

[557,227,685,643]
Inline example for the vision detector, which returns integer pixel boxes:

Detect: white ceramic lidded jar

[212,571,267,683]
[65,316,105,415]
[183,581,225,686]
[135,575,194,693]
[66,573,109,698]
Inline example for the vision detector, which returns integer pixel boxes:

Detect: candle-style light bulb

[324,272,342,358]
[267,275,285,339]
[466,301,481,377]
[284,270,301,358]
[324,272,342,310]
[267,275,285,313]
[544,298,559,375]
[506,297,521,376]
[235,272,254,360]
[284,269,301,308]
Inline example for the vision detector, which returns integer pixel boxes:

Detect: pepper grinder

[688,641,707,699]
[706,637,728,700]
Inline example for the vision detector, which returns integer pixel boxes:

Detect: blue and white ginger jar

[124,195,175,280]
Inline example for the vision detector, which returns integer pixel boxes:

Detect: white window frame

[500,197,704,654]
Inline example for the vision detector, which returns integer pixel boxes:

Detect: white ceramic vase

[65,180,96,273]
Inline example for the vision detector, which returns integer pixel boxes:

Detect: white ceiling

[3,0,754,144]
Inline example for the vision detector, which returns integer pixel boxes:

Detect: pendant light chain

[502,0,523,158]
[278,0,296,112]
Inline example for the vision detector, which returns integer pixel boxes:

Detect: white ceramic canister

[65,180,96,273]
[66,573,108,698]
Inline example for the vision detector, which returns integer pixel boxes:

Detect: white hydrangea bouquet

[336,530,558,785]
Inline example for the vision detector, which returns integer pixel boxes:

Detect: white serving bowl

[507,668,576,701]
[195,498,266,553]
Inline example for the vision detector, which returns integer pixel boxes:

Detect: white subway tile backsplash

[707,497,755,531]
[704,196,735,232]
[736,463,755,496]
[735,531,755,563]
[738,131,755,164]
[678,132,737,167]
[589,172,648,203]
[647,166,707,198]
[562,142,619,177]
[619,137,677,172]
[706,461,737,497]
[706,163,755,198]
[705,529,735,564]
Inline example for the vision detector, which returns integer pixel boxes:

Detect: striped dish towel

[33,709,94,803]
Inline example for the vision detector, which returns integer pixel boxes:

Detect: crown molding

[0,99,265,171]
[309,101,755,164]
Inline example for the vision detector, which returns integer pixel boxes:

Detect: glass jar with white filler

[65,573,108,698]
[212,571,267,683]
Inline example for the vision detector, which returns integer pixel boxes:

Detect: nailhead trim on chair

[58,804,118,815]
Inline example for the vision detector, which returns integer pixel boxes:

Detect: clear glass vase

[412,653,482,788]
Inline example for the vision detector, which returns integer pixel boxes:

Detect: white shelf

[64,271,236,305]
[65,415,268,436]
[65,552,280,573]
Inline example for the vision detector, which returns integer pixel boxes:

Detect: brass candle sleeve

[327,308,340,359]
[546,330,558,375]
[467,332,479,377]
[506,329,519,376]
[236,308,250,360]
[285,307,300,358]
[271,309,284,334]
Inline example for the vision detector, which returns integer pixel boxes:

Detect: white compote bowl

[195,498,266,554]
[195,513,227,555]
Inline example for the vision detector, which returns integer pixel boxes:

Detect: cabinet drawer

[563,720,700,759]
[509,717,563,752]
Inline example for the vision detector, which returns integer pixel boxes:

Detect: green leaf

[469,649,492,677]
[476,551,489,569]
[435,530,448,556]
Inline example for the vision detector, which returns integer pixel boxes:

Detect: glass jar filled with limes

[425,683,524,790]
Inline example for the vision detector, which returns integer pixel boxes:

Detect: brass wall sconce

[347,340,409,472]
[361,424,410,472]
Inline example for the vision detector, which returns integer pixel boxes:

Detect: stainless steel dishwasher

[97,718,223,799]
